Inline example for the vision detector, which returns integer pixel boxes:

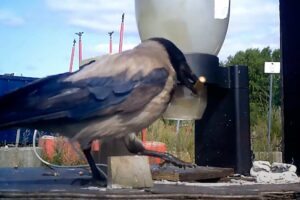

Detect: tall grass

[251,107,282,152]
[145,120,195,162]
[42,136,86,166]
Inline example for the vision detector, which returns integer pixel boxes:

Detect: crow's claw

[158,152,197,168]
[141,149,197,168]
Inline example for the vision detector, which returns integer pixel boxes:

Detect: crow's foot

[141,150,197,169]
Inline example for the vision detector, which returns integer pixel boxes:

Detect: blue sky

[0,0,279,77]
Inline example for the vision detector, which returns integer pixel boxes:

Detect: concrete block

[107,156,153,189]
[0,147,42,167]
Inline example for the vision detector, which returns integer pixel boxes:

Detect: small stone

[271,162,297,173]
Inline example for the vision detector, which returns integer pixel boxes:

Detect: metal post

[176,120,181,135]
[280,0,300,173]
[267,73,273,151]
[69,39,76,72]
[15,128,20,148]
[108,31,114,54]
[75,32,84,65]
[119,13,125,53]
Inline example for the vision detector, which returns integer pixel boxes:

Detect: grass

[41,136,86,166]
[251,107,282,153]
[144,120,195,163]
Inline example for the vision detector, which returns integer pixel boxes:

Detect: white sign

[264,62,280,74]
[214,0,230,19]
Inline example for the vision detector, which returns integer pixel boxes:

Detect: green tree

[224,47,281,152]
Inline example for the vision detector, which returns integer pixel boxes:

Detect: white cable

[32,129,107,179]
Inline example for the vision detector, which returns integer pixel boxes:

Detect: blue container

[0,75,37,96]
[0,75,38,145]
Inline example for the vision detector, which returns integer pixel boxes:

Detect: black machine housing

[186,53,251,175]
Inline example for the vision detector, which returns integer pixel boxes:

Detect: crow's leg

[123,133,196,168]
[83,147,107,182]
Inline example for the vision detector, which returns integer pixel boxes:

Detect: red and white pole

[108,31,114,54]
[75,32,84,65]
[69,39,76,72]
[118,13,125,53]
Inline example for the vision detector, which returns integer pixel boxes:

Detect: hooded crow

[0,38,199,182]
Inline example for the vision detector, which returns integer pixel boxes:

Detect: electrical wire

[32,129,107,179]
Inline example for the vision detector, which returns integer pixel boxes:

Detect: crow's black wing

[0,68,168,129]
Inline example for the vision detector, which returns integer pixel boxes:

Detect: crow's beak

[179,63,199,94]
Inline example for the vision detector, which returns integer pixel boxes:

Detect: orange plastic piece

[143,141,167,164]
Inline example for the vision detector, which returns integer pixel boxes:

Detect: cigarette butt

[194,76,206,91]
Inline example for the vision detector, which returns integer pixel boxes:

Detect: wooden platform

[0,167,300,199]
[151,165,234,181]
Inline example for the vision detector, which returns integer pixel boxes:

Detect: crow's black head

[150,38,198,93]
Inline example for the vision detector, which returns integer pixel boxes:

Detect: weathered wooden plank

[259,191,296,200]
[0,191,260,199]
[151,165,234,181]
